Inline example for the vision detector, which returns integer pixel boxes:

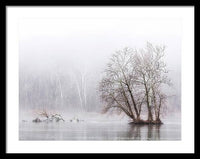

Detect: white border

[6,6,194,153]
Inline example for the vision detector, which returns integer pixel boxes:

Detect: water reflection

[126,124,161,140]
[19,122,180,140]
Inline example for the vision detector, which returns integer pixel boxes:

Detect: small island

[99,43,170,124]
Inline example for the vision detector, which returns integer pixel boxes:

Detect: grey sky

[19,17,181,96]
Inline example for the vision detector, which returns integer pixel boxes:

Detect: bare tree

[99,47,145,122]
[99,42,171,124]
[137,42,171,123]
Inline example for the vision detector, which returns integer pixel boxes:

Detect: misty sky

[19,18,181,99]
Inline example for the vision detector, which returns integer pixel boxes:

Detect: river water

[19,119,181,140]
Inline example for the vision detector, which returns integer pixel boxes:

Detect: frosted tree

[99,42,171,124]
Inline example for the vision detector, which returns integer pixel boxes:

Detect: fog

[19,18,181,119]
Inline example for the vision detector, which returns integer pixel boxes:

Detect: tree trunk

[155,96,162,123]
[126,83,140,119]
[120,81,136,121]
[120,68,140,120]
[152,87,158,120]
[144,84,153,122]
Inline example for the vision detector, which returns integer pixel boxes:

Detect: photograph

[5,6,195,154]
[18,9,181,141]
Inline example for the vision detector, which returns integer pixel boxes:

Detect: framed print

[4,3,196,155]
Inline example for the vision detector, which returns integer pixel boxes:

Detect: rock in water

[32,117,42,123]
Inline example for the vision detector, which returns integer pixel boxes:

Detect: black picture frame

[1,0,198,158]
